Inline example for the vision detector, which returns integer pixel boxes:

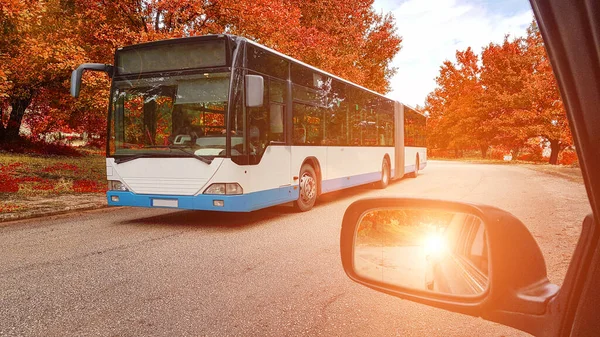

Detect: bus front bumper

[107,188,299,212]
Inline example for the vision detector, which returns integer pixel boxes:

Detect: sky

[372,0,534,107]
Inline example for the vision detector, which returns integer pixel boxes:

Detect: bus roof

[116,34,426,117]
[242,37,392,102]
[242,36,427,117]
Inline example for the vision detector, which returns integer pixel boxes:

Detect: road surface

[0,161,590,336]
[355,245,430,291]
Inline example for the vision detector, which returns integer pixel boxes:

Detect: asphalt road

[0,161,591,336]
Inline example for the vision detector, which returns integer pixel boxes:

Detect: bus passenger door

[246,77,292,202]
[393,102,405,179]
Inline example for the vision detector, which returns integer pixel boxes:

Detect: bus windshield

[110,72,233,160]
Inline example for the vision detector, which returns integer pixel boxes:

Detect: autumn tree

[479,36,536,156]
[524,22,571,164]
[75,0,400,91]
[284,0,400,92]
[426,21,571,164]
[1,0,86,143]
[425,48,488,157]
[2,0,401,145]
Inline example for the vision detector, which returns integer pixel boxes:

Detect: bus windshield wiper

[114,147,212,165]
[114,153,155,164]
[169,146,213,164]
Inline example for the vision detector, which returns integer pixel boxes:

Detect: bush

[489,149,506,160]
[0,138,82,157]
[559,151,578,165]
[72,179,106,193]
[430,149,457,158]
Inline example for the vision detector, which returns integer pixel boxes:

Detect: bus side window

[294,123,306,144]
[269,79,286,143]
[269,103,285,142]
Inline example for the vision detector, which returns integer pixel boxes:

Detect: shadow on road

[118,177,413,230]
[315,178,410,207]
[118,205,296,231]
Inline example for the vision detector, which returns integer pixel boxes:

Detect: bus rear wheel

[377,158,390,189]
[295,164,318,212]
[409,155,419,178]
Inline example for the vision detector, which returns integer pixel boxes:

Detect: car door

[339,1,600,336]
[531,0,600,334]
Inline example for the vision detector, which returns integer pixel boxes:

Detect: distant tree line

[425,22,572,164]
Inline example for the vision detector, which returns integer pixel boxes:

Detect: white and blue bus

[71,34,426,212]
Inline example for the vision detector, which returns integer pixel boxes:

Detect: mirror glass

[354,208,489,296]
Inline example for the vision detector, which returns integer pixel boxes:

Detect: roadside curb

[0,204,118,226]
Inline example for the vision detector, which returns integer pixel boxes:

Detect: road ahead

[0,161,590,336]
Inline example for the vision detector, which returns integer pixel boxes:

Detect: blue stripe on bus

[405,161,428,173]
[107,186,299,212]
[321,171,381,193]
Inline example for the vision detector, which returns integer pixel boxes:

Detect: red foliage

[430,149,457,158]
[0,203,20,213]
[0,163,23,173]
[0,163,21,193]
[42,163,81,173]
[559,151,578,165]
[517,152,545,162]
[489,149,506,160]
[19,176,43,183]
[34,180,55,191]
[0,175,19,193]
[72,179,106,193]
[0,139,82,156]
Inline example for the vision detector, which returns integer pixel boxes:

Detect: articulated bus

[71,34,427,212]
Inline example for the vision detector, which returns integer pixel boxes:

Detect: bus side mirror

[71,63,114,98]
[245,75,264,107]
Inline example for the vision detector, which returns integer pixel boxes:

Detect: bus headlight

[204,183,243,195]
[108,180,129,191]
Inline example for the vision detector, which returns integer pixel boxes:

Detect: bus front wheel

[295,164,318,212]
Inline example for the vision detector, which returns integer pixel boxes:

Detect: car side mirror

[340,198,560,336]
[245,75,264,107]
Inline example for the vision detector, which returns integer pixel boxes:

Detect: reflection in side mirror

[354,208,489,296]
[245,74,264,107]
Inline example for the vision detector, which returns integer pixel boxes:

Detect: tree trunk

[512,148,521,159]
[0,106,6,142]
[480,144,488,158]
[5,97,32,143]
[549,139,560,165]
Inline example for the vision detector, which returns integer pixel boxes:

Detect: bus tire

[295,164,318,212]
[377,158,391,189]
[408,155,420,178]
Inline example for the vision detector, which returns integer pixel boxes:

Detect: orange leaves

[426,21,572,163]
[2,0,400,145]
[426,48,484,151]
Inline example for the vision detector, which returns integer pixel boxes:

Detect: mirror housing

[340,198,559,336]
[70,63,114,98]
[245,74,264,107]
